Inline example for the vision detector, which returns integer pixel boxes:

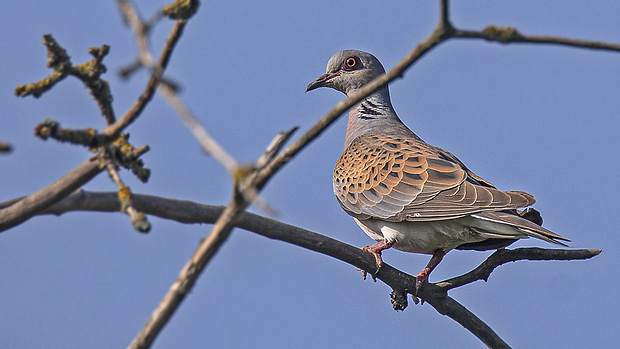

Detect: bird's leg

[414,249,445,292]
[361,239,395,273]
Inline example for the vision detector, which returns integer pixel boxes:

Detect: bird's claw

[411,294,420,305]
[361,242,390,273]
[358,268,377,282]
[415,274,428,293]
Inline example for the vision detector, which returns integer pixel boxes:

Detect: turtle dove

[306,50,569,289]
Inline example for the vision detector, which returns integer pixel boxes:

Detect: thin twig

[235,127,298,216]
[158,83,238,172]
[439,0,451,29]
[2,13,190,234]
[117,0,158,71]
[98,19,187,145]
[101,148,151,232]
[435,247,602,290]
[159,82,279,215]
[453,26,620,52]
[119,0,278,216]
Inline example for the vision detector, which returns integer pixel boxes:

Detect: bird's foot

[414,268,431,293]
[361,240,395,274]
[361,245,384,274]
[414,249,446,294]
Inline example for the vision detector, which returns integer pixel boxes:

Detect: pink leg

[361,240,395,272]
[414,249,445,291]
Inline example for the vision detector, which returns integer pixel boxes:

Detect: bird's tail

[470,210,570,246]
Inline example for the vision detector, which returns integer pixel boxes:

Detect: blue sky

[1,1,619,348]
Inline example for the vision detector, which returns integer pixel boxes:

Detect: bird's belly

[354,218,486,254]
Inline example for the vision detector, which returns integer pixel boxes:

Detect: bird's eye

[343,56,359,70]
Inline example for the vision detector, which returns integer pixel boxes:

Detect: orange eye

[342,56,360,71]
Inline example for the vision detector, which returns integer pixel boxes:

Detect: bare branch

[158,83,238,172]
[2,9,193,234]
[11,190,600,349]
[454,25,620,52]
[235,127,298,215]
[118,1,279,216]
[101,149,151,232]
[421,288,511,349]
[15,36,116,124]
[16,190,601,276]
[117,0,159,70]
[435,247,602,290]
[127,121,299,348]
[439,0,451,29]
[98,19,188,145]
[0,158,102,232]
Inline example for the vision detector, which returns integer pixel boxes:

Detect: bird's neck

[344,88,403,148]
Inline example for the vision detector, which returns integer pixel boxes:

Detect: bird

[305,50,570,289]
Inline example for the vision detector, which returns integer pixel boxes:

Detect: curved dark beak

[305,72,340,92]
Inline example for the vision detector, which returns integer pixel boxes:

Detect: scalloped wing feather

[333,134,537,222]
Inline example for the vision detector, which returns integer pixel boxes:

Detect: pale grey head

[305,50,387,95]
[306,50,410,148]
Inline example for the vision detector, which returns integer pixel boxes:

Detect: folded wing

[333,134,536,222]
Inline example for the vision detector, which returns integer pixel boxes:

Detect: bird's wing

[431,145,496,188]
[333,133,535,222]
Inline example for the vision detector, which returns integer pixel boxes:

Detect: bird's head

[306,50,386,96]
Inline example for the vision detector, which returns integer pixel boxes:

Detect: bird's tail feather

[471,211,570,246]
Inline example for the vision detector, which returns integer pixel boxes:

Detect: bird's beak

[305,72,340,92]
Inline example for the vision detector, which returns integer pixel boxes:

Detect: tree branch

[2,7,194,234]
[128,127,298,349]
[117,0,279,216]
[97,18,188,146]
[421,289,511,349]
[0,158,102,232]
[8,190,600,349]
[435,247,602,291]
[454,25,620,52]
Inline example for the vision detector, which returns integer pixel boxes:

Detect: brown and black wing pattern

[333,134,535,222]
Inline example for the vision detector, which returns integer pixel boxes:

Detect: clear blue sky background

[1,1,619,348]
